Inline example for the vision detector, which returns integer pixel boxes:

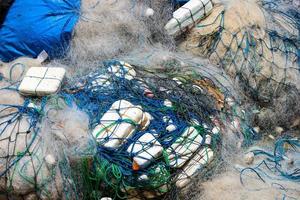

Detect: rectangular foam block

[92,100,149,149]
[18,67,65,96]
[167,126,203,168]
[127,133,163,169]
[165,0,213,35]
[176,147,214,188]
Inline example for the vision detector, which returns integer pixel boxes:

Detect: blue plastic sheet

[172,0,189,6]
[0,0,80,62]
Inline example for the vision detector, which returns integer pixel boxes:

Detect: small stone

[244,152,255,165]
[253,126,260,133]
[268,134,275,140]
[166,124,177,132]
[145,8,155,17]
[275,126,284,135]
[291,117,300,128]
[45,154,56,168]
[101,198,112,200]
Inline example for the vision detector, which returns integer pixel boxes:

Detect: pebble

[275,126,284,135]
[253,126,260,133]
[166,124,177,132]
[244,152,255,165]
[145,8,155,17]
[45,154,56,168]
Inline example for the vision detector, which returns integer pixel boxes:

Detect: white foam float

[127,133,163,170]
[18,67,65,96]
[92,100,152,149]
[165,0,213,36]
[167,126,203,168]
[176,147,214,188]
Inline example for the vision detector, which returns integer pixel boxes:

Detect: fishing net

[0,0,298,199]
[0,60,255,199]
[179,0,300,130]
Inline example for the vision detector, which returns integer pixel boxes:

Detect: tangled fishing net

[0,0,299,199]
[180,0,300,131]
[0,59,256,199]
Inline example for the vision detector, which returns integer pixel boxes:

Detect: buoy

[167,126,203,168]
[18,67,66,96]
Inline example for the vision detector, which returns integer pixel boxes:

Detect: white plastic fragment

[191,118,200,126]
[163,116,171,123]
[127,133,163,169]
[36,50,49,63]
[231,118,240,130]
[176,147,214,188]
[27,102,41,112]
[18,67,66,96]
[101,198,112,200]
[167,126,203,168]
[212,126,220,134]
[268,134,275,140]
[138,174,149,181]
[166,124,177,132]
[226,97,235,107]
[172,77,183,85]
[92,100,152,148]
[205,134,211,145]
[165,0,213,36]
[164,99,173,107]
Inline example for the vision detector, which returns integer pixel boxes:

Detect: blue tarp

[0,0,80,62]
[172,0,189,6]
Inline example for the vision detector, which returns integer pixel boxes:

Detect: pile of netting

[179,0,300,131]
[0,60,256,199]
